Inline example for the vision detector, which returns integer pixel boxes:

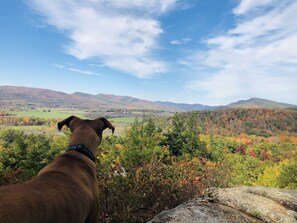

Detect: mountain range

[0,85,296,111]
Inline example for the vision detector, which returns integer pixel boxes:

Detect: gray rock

[147,186,297,223]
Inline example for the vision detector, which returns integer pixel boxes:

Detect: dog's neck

[68,129,102,159]
[67,144,97,163]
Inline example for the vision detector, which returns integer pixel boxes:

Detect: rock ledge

[147,186,297,223]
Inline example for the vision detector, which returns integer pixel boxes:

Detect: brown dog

[0,116,114,223]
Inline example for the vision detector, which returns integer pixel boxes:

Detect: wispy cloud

[52,63,103,76]
[28,0,178,78]
[184,0,297,105]
[233,0,276,15]
[170,38,192,45]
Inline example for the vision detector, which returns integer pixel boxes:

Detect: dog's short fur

[0,116,114,223]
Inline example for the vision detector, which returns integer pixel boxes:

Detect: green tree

[48,135,69,161]
[162,113,207,157]
[0,129,25,148]
[277,155,297,189]
[0,129,27,171]
[256,162,283,187]
[222,154,264,186]
[122,118,165,168]
[22,134,51,176]
[0,130,68,178]
[208,135,225,162]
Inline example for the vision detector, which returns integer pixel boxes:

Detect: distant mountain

[1,86,296,111]
[0,86,167,111]
[155,101,214,111]
[227,98,296,109]
[0,85,86,108]
[72,92,166,110]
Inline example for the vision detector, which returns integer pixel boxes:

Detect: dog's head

[57,116,114,159]
[58,115,115,136]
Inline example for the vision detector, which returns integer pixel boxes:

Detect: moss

[250,209,261,219]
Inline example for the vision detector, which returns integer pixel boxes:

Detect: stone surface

[147,186,297,223]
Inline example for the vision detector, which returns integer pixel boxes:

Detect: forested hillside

[227,98,296,109]
[188,108,297,136]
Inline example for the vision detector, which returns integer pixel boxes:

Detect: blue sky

[1,0,297,106]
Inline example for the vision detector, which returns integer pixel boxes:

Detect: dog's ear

[57,115,78,131]
[96,117,115,134]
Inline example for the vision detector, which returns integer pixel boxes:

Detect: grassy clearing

[0,126,58,135]
[3,111,131,136]
[12,110,85,119]
[109,122,129,136]
[1,121,130,137]
[110,117,136,124]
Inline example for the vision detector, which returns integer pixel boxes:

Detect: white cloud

[233,0,276,15]
[28,0,176,78]
[171,40,182,45]
[184,0,297,105]
[99,0,177,14]
[52,63,103,76]
[170,38,192,45]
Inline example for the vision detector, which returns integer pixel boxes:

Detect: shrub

[277,155,297,189]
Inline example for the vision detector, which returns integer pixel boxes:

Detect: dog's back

[0,152,98,223]
[0,116,114,223]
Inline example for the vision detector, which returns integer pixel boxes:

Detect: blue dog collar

[67,144,97,163]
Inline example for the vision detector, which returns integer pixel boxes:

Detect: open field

[109,117,136,124]
[12,110,86,119]
[1,109,131,136]
[0,125,58,135]
[0,121,129,137]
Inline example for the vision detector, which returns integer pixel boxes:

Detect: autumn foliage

[0,110,296,222]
